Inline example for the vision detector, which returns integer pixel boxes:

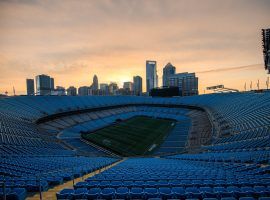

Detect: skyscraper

[146,60,158,93]
[50,78,54,90]
[262,29,270,73]
[91,75,99,90]
[35,74,52,95]
[169,72,198,96]
[26,79,34,95]
[133,76,142,96]
[109,82,118,95]
[162,62,176,87]
[100,83,109,95]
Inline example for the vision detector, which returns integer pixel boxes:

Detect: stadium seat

[73,188,88,199]
[221,198,237,200]
[145,187,159,198]
[159,187,172,198]
[87,188,101,199]
[115,187,129,199]
[100,187,116,199]
[239,197,256,200]
[258,198,270,200]
[130,187,144,199]
[171,187,185,198]
[56,189,74,200]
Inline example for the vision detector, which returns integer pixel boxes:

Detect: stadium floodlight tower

[262,28,270,73]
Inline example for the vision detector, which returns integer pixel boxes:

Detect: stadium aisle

[26,158,125,200]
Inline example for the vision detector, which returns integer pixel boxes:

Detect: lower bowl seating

[0,93,269,199]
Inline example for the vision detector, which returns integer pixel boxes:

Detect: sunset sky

[0,0,269,95]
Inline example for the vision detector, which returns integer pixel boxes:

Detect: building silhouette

[91,75,99,90]
[50,78,54,90]
[162,63,176,87]
[109,82,118,95]
[67,86,77,96]
[35,74,53,95]
[78,86,90,96]
[52,86,65,96]
[146,60,158,93]
[123,82,133,91]
[100,83,109,95]
[133,76,142,96]
[150,87,180,97]
[26,79,34,95]
[90,75,99,95]
[262,29,270,73]
[121,82,133,95]
[169,72,198,96]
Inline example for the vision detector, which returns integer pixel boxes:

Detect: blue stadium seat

[130,187,144,199]
[73,188,88,199]
[185,187,201,199]
[159,187,172,198]
[254,186,270,196]
[221,198,237,200]
[239,197,255,200]
[171,187,185,198]
[203,198,218,200]
[74,181,87,189]
[100,187,116,199]
[145,187,158,198]
[115,187,129,199]
[56,189,74,200]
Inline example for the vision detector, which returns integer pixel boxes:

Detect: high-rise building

[169,72,198,96]
[109,82,118,95]
[121,82,133,95]
[146,60,158,93]
[123,82,133,91]
[26,79,34,95]
[91,75,99,90]
[262,29,270,73]
[78,86,90,96]
[50,78,54,90]
[67,86,77,96]
[35,74,52,95]
[89,75,99,95]
[100,83,109,95]
[133,76,142,96]
[162,62,176,87]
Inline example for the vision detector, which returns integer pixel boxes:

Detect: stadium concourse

[0,92,270,200]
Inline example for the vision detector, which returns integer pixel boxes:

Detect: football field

[82,116,175,156]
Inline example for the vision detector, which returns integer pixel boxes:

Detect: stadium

[0,92,270,200]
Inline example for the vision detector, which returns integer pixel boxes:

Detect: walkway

[27,158,125,200]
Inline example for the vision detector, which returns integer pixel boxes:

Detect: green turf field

[81,116,175,156]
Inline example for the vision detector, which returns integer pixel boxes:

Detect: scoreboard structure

[262,29,270,73]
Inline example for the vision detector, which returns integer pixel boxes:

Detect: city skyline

[19,62,270,96]
[0,0,270,95]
